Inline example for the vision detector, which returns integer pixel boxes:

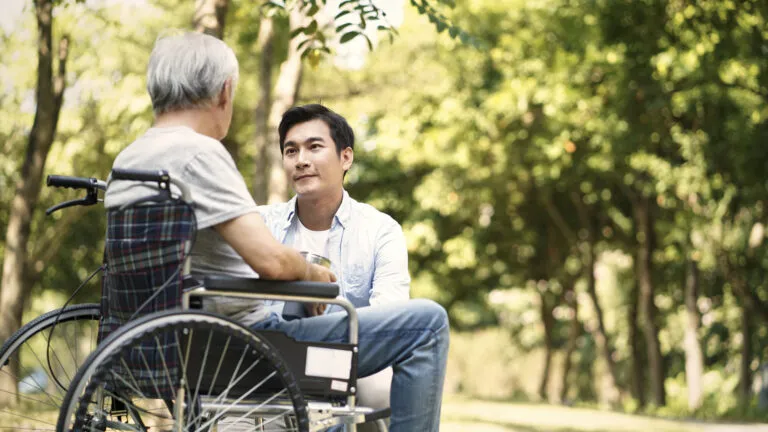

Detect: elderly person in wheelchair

[75,32,449,432]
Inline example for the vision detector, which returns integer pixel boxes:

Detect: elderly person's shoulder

[114,126,234,170]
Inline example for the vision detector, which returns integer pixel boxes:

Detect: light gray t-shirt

[104,126,269,325]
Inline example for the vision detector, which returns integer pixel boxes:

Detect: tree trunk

[737,279,754,402]
[0,0,68,407]
[252,16,275,204]
[193,0,228,38]
[571,193,622,405]
[634,196,666,406]
[628,278,646,407]
[538,289,554,401]
[265,7,306,204]
[584,239,622,405]
[559,281,581,403]
[684,258,704,411]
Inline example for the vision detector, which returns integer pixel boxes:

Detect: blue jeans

[252,299,449,432]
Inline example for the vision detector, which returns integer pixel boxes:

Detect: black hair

[278,104,355,154]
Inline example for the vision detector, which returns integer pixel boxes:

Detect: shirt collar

[284,189,351,230]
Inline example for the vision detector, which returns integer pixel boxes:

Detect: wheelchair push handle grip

[47,175,105,191]
[111,168,170,183]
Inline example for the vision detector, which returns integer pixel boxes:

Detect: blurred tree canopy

[1,0,768,421]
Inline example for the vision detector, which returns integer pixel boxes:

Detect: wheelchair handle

[111,168,169,183]
[47,175,107,191]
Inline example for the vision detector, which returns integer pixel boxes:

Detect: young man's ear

[341,147,354,172]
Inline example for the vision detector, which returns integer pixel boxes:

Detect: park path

[441,398,768,432]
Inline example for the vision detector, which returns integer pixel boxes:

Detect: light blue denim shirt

[258,190,410,312]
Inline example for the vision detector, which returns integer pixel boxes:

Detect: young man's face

[282,119,353,199]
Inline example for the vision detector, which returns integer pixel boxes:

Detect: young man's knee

[408,298,449,331]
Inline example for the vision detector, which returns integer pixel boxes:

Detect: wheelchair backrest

[99,174,197,399]
[99,201,196,340]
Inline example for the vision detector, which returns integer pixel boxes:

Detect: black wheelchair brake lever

[45,187,100,215]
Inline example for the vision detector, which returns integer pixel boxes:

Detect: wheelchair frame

[55,168,390,432]
[0,171,390,432]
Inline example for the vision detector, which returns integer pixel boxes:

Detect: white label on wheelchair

[331,380,348,392]
[305,346,353,379]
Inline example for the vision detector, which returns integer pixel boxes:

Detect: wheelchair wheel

[0,303,101,429]
[57,310,308,432]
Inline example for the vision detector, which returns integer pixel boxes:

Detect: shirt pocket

[343,260,372,305]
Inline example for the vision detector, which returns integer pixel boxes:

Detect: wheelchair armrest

[202,275,339,299]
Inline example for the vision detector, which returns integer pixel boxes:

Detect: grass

[441,396,768,432]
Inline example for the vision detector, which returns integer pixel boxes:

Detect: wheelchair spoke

[206,334,231,396]
[45,327,77,388]
[20,342,68,401]
[220,340,249,402]
[109,368,149,401]
[174,328,194,409]
[216,389,293,432]
[0,408,56,426]
[60,312,308,432]
[196,371,278,431]
[0,366,62,406]
[0,428,55,431]
[152,334,178,401]
[0,386,61,409]
[185,357,265,426]
[187,329,214,425]
[136,344,170,402]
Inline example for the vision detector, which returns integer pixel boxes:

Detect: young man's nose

[295,150,310,168]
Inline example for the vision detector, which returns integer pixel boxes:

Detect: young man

[259,104,409,418]
[104,32,448,432]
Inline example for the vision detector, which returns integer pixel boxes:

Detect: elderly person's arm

[217,213,334,283]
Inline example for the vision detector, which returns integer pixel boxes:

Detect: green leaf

[290,26,306,38]
[335,10,352,20]
[307,3,320,16]
[363,33,373,51]
[297,38,312,52]
[339,0,357,8]
[262,0,285,9]
[305,19,318,35]
[336,23,355,33]
[339,31,361,44]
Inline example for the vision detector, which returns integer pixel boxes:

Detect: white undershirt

[292,219,330,258]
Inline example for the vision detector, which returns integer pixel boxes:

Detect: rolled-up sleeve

[369,220,411,306]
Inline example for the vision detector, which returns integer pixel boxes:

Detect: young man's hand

[305,302,327,316]
[306,263,337,283]
[304,263,336,316]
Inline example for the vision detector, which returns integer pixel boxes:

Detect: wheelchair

[0,169,389,431]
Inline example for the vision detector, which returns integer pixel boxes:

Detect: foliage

[2,0,768,422]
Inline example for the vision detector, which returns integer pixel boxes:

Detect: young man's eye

[284,148,296,155]
[311,143,322,150]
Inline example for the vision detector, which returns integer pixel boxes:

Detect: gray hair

[147,32,239,116]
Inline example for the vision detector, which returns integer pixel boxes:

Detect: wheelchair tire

[57,310,308,432]
[0,303,101,429]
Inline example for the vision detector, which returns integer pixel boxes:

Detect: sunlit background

[1,0,768,430]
